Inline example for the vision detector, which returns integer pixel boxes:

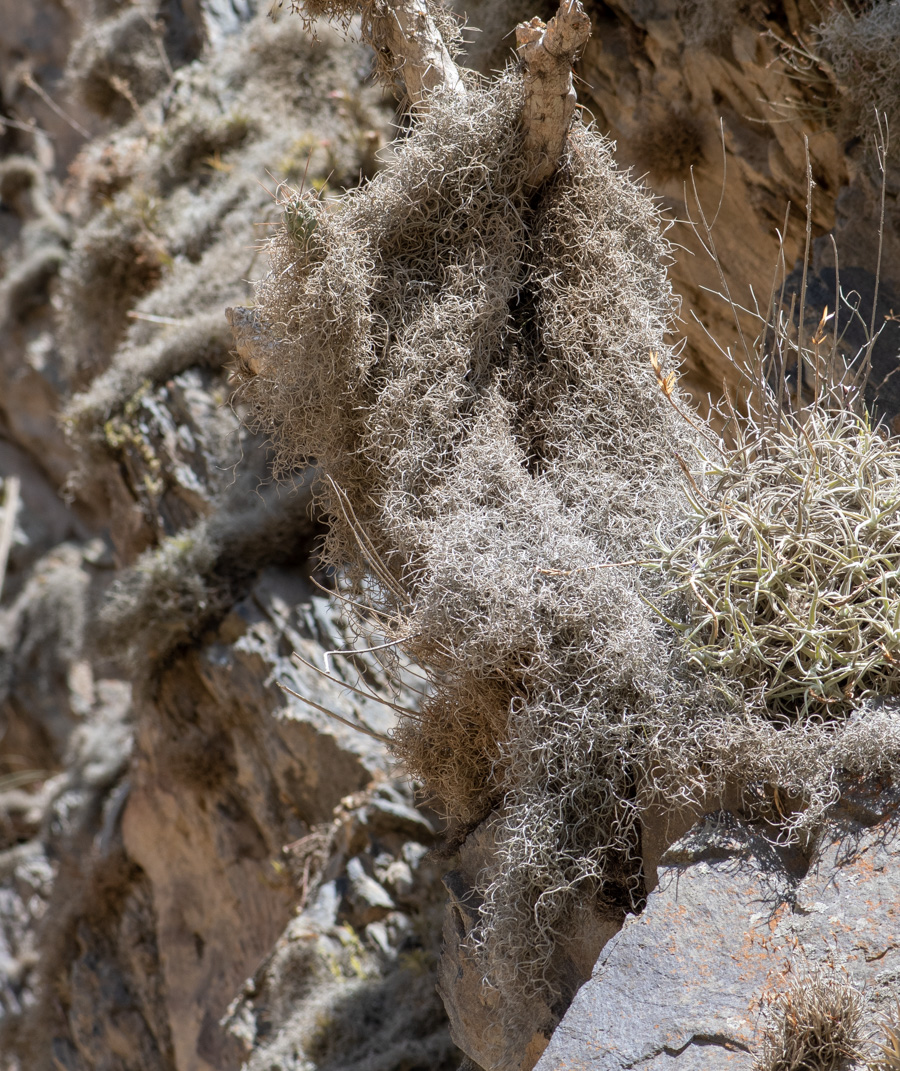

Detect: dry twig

[0,476,21,603]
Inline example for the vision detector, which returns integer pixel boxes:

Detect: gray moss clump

[55,3,390,560]
[58,203,166,387]
[95,481,317,666]
[816,0,900,147]
[67,5,173,122]
[234,15,900,1033]
[238,71,703,1013]
[663,407,900,716]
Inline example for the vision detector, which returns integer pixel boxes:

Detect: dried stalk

[294,0,465,106]
[375,0,465,105]
[0,475,21,602]
[383,0,593,184]
[516,0,591,188]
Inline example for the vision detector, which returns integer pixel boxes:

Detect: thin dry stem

[278,681,391,742]
[0,475,21,603]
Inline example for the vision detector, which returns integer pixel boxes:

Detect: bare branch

[296,1,589,179]
[373,0,465,106]
[516,0,591,189]
[296,0,464,106]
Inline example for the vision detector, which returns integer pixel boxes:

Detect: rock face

[2,1,900,1070]
[0,2,459,1069]
[536,787,900,1070]
[437,804,714,1071]
[459,0,900,424]
[226,784,459,1071]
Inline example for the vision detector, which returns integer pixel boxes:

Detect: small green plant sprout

[281,187,323,257]
[755,972,865,1071]
[274,147,327,263]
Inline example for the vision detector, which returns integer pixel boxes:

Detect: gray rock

[200,0,257,46]
[437,794,714,1071]
[305,880,341,930]
[363,796,437,842]
[224,783,459,1071]
[536,794,900,1071]
[346,855,395,923]
[379,857,415,899]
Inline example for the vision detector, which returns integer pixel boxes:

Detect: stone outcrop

[1,2,458,1068]
[537,785,900,1069]
[438,802,716,1071]
[226,783,458,1071]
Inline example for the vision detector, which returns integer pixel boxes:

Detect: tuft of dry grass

[630,106,705,181]
[816,0,900,149]
[871,1004,900,1070]
[769,1,900,150]
[663,118,896,719]
[755,972,864,1071]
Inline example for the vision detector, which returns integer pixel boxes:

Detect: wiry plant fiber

[816,0,900,149]
[240,73,701,1014]
[663,407,900,717]
[237,60,900,1037]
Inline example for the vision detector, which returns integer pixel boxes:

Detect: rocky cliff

[2,2,900,1070]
